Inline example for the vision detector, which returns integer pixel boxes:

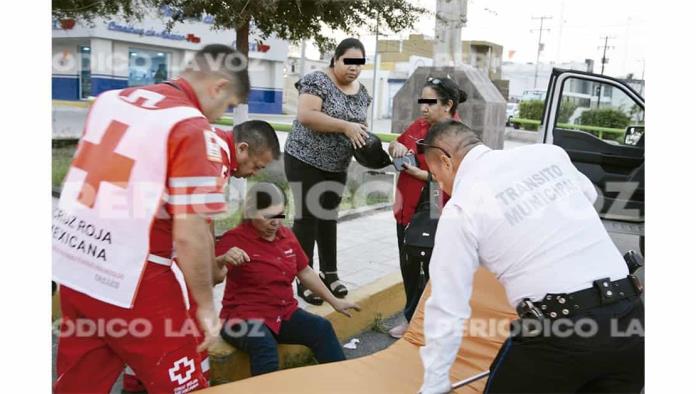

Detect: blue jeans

[220,308,346,376]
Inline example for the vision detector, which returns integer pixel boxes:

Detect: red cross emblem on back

[72,120,135,208]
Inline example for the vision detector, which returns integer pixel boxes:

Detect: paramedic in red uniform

[122,120,281,392]
[53,45,276,393]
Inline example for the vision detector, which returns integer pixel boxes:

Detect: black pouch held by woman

[403,174,442,290]
[403,174,442,249]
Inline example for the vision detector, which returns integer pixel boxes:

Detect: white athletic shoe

[388,322,409,339]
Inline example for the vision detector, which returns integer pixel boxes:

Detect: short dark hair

[244,182,287,218]
[190,44,250,100]
[424,76,468,116]
[232,120,281,159]
[330,38,366,68]
[425,119,481,155]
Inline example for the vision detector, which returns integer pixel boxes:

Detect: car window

[555,77,644,146]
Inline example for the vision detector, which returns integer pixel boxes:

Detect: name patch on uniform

[204,130,222,163]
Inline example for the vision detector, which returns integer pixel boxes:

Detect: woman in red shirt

[215,182,360,376]
[387,76,467,338]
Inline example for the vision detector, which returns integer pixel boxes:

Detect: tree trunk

[233,19,250,124]
[235,20,250,62]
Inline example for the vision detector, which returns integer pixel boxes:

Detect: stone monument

[390,65,507,149]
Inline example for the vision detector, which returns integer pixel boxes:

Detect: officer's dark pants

[396,223,430,322]
[484,297,644,393]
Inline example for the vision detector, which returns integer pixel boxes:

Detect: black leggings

[397,223,430,322]
[284,153,347,272]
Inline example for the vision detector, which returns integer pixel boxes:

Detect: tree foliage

[52,0,427,55]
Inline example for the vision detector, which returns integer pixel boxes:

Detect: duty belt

[518,275,643,321]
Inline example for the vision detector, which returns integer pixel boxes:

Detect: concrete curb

[53,100,89,108]
[338,202,392,223]
[208,272,405,385]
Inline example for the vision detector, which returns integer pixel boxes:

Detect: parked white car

[506,103,519,126]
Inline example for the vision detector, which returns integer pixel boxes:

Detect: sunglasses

[342,58,366,65]
[415,139,452,158]
[263,213,286,220]
[426,76,443,85]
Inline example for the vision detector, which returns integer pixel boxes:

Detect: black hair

[329,38,366,68]
[425,119,481,154]
[190,44,250,100]
[423,76,468,116]
[232,120,281,159]
[244,182,287,218]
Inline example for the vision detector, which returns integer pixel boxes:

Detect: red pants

[54,264,208,393]
[123,283,209,393]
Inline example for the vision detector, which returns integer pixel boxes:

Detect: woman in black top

[284,38,372,305]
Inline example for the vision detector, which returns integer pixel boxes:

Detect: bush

[518,99,544,121]
[579,108,631,129]
[558,100,577,124]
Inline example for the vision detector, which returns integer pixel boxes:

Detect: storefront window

[128,49,169,87]
[79,45,91,99]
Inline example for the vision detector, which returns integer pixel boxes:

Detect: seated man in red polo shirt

[215,182,361,376]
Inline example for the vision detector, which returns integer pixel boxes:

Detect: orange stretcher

[202,268,516,393]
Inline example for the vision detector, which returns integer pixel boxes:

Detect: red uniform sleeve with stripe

[166,118,227,217]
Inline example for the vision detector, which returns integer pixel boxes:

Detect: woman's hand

[343,121,369,149]
[221,247,250,266]
[330,298,362,318]
[403,163,428,181]
[389,141,409,158]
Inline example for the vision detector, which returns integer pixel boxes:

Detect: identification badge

[204,130,222,163]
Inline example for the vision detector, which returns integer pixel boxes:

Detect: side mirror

[624,126,644,146]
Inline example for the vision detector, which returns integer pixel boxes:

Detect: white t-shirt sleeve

[419,204,480,394]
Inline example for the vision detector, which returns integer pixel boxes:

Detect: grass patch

[53,145,76,189]
[281,351,318,370]
[370,313,389,334]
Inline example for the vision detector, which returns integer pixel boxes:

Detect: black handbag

[403,174,442,249]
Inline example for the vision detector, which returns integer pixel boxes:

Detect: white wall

[248,59,284,90]
[90,38,113,76]
[52,42,80,75]
[359,69,391,121]
[502,61,587,99]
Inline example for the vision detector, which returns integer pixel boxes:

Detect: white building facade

[52,7,289,114]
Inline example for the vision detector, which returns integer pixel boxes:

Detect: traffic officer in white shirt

[417,120,644,393]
